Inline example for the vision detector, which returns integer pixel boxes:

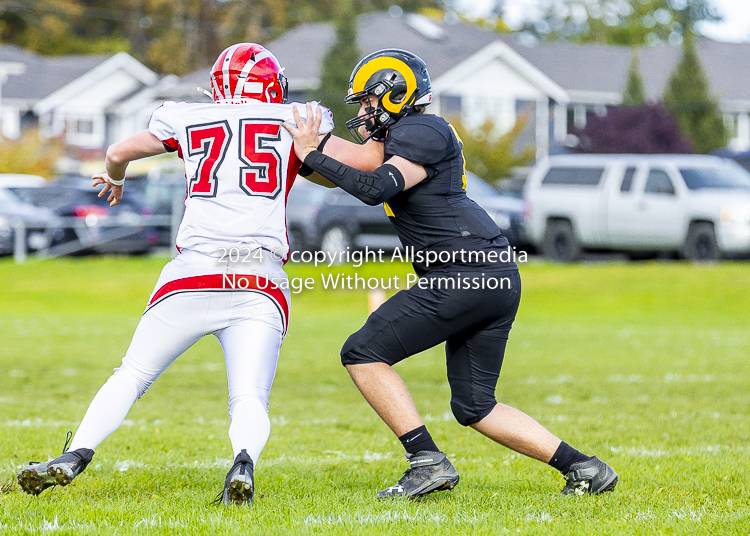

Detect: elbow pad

[302,150,405,205]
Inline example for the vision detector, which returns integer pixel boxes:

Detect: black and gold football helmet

[344,49,432,143]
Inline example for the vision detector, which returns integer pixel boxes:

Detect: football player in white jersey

[16,43,378,506]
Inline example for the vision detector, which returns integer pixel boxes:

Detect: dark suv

[286,172,528,254]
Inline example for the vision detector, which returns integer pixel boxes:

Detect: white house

[0,46,159,150]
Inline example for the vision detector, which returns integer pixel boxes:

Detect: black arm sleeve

[297,133,333,177]
[302,150,405,206]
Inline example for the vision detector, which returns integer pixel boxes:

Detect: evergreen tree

[663,33,727,154]
[312,0,361,139]
[622,48,646,106]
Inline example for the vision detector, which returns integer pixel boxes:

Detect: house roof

[0,44,111,102]
[162,68,214,102]
[260,11,750,107]
[506,38,750,105]
[33,52,158,115]
[265,11,498,89]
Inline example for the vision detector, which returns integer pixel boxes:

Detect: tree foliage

[450,115,536,185]
[0,129,63,177]
[0,0,129,56]
[622,48,646,106]
[518,0,721,46]
[574,103,692,153]
[310,0,361,139]
[0,0,441,75]
[663,33,726,153]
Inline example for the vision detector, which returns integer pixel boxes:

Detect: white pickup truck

[524,154,750,261]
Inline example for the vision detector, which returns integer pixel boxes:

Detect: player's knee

[112,366,152,399]
[450,394,497,427]
[340,322,387,366]
[228,393,269,418]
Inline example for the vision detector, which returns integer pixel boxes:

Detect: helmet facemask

[345,78,417,144]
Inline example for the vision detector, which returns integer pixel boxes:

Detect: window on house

[541,167,605,186]
[724,113,739,139]
[441,95,462,119]
[76,119,94,134]
[620,167,637,192]
[644,169,675,195]
[567,107,576,133]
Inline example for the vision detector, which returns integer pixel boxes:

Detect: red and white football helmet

[210,43,288,104]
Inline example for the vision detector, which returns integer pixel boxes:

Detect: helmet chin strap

[197,87,213,99]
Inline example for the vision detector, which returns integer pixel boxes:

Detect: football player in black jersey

[284,49,617,499]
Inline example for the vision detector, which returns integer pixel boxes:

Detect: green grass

[1,256,749,534]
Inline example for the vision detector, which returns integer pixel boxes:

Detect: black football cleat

[17,448,94,495]
[219,449,255,506]
[377,451,460,499]
[561,456,618,496]
[17,459,57,496]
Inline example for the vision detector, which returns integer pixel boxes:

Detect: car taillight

[73,206,109,218]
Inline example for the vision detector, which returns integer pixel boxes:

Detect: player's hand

[92,173,123,207]
[283,102,323,161]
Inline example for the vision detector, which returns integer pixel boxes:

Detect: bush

[449,115,536,184]
[0,129,63,177]
[574,104,693,154]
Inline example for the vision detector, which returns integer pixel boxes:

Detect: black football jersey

[383,114,517,275]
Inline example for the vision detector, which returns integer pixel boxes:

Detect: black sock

[398,425,439,456]
[548,441,592,474]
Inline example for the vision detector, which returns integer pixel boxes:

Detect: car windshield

[0,187,22,206]
[465,172,498,198]
[287,180,330,206]
[679,164,750,190]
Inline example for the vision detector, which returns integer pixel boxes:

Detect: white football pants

[69,249,289,465]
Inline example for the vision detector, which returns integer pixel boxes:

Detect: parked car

[125,172,186,249]
[287,178,396,254]
[524,154,750,261]
[12,178,158,255]
[286,172,528,254]
[0,174,47,189]
[711,148,750,173]
[463,172,528,249]
[0,188,63,256]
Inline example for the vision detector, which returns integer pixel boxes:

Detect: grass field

[1,256,749,535]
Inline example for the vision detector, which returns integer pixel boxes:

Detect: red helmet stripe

[221,44,242,100]
[233,50,274,100]
[211,74,223,101]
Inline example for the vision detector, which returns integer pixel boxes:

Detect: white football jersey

[149,100,333,260]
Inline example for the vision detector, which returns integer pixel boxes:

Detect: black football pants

[340,269,521,426]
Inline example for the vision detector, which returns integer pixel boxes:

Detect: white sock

[227,397,271,464]
[68,370,140,451]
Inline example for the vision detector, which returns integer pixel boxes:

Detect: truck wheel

[542,220,581,262]
[683,222,719,261]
